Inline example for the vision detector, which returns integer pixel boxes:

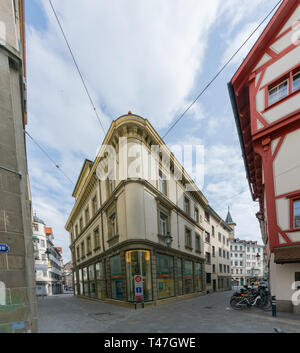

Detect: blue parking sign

[0,244,10,253]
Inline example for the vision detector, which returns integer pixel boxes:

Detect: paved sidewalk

[37,291,300,333]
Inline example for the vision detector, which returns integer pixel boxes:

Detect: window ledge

[86,252,92,257]
[185,246,193,251]
[195,250,201,254]
[93,247,101,252]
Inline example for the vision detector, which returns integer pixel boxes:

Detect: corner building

[65,114,232,305]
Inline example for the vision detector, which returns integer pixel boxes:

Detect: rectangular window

[177,258,183,296]
[92,196,98,216]
[158,170,167,195]
[211,225,215,237]
[195,233,201,253]
[292,71,300,92]
[95,262,106,299]
[156,254,174,299]
[219,264,222,273]
[218,233,222,242]
[205,252,211,265]
[184,260,193,294]
[205,232,210,244]
[109,213,117,238]
[206,273,211,284]
[85,207,90,224]
[185,228,192,249]
[293,200,300,229]
[212,264,216,274]
[79,217,83,232]
[33,223,38,231]
[76,246,80,261]
[268,80,288,105]
[81,242,85,258]
[86,236,92,254]
[212,246,215,257]
[219,248,222,257]
[159,212,168,236]
[195,263,203,291]
[110,255,123,300]
[194,207,199,223]
[184,197,190,216]
[75,224,78,237]
[204,210,210,223]
[94,228,100,249]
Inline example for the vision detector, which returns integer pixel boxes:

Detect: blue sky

[24,0,281,262]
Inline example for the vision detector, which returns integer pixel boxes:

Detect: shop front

[73,244,205,305]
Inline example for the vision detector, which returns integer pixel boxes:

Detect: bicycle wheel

[230,297,247,310]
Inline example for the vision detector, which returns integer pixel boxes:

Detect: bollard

[272,295,277,317]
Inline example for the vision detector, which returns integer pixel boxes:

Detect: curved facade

[66,114,232,304]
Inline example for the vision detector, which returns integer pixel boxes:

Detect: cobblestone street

[37,291,300,333]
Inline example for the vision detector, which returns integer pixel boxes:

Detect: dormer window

[268,80,288,105]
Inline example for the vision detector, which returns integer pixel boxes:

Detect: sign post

[134,275,144,309]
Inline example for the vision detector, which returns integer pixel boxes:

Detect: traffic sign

[0,244,10,253]
[134,275,143,300]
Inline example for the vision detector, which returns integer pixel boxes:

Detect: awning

[274,245,300,264]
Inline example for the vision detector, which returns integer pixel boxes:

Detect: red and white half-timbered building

[229,0,300,313]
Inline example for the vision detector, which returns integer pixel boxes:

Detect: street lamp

[165,232,173,247]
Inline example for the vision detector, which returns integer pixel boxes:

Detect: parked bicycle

[230,284,272,311]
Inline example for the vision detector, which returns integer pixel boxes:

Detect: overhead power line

[48,0,106,135]
[162,0,283,139]
[25,130,75,186]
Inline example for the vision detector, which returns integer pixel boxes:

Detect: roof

[225,208,236,225]
[33,215,45,225]
[231,0,299,90]
[228,0,299,201]
[72,159,93,198]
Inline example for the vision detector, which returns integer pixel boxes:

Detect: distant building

[62,261,73,290]
[226,210,266,286]
[32,216,63,296]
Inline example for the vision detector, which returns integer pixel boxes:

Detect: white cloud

[26,0,267,261]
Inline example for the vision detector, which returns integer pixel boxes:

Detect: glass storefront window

[88,264,96,298]
[88,265,95,281]
[78,269,83,296]
[73,271,77,295]
[194,263,203,292]
[125,250,152,302]
[95,262,106,299]
[156,254,174,299]
[184,260,193,294]
[177,258,183,296]
[110,255,123,300]
[82,267,89,296]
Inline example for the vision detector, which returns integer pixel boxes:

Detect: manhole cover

[204,306,212,309]
[94,312,113,316]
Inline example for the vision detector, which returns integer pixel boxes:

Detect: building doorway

[213,279,216,292]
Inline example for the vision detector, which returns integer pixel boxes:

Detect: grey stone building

[0,0,38,333]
